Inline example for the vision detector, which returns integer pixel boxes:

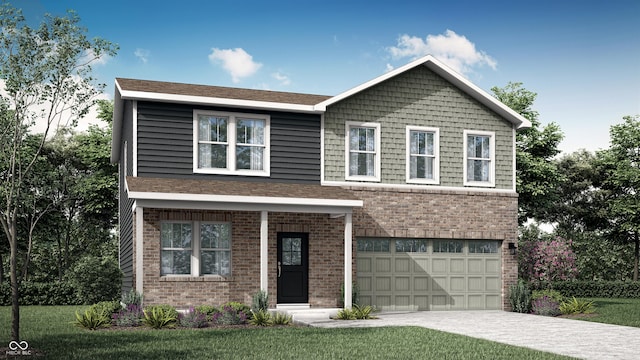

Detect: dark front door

[277,232,308,303]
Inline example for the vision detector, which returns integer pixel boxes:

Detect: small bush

[179,307,208,328]
[529,280,640,298]
[0,281,80,305]
[194,305,218,321]
[249,309,272,326]
[74,307,111,330]
[559,297,595,315]
[142,304,178,329]
[532,289,564,303]
[353,304,376,319]
[122,289,143,307]
[508,280,532,313]
[221,301,251,320]
[531,296,560,316]
[112,304,143,327]
[271,312,292,325]
[335,308,356,320]
[212,305,247,325]
[251,290,269,312]
[89,300,122,317]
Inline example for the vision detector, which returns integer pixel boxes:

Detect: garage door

[357,238,501,310]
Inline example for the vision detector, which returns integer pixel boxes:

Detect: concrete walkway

[292,310,640,360]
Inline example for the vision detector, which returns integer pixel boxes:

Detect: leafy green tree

[0,2,117,341]
[596,115,640,280]
[491,82,564,223]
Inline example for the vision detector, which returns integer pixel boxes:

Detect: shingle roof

[116,78,331,106]
[126,176,360,202]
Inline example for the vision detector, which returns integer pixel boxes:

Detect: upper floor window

[463,130,495,187]
[406,126,439,184]
[345,122,380,182]
[194,110,270,176]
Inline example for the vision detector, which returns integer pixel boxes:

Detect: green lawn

[577,298,640,328]
[0,306,571,360]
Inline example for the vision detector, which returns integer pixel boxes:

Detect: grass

[575,298,640,328]
[0,306,571,360]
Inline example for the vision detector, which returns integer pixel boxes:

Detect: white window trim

[160,220,232,277]
[463,129,495,188]
[345,121,381,182]
[406,126,440,184]
[193,110,270,177]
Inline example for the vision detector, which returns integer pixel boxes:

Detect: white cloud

[385,63,394,72]
[208,48,262,83]
[272,72,291,86]
[387,30,497,75]
[134,48,150,64]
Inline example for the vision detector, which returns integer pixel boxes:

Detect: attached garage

[357,238,502,310]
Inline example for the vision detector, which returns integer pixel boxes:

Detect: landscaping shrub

[559,297,595,315]
[519,229,578,284]
[142,304,178,329]
[179,307,208,328]
[335,304,376,320]
[194,305,218,321]
[112,304,143,327]
[249,309,272,326]
[531,296,560,316]
[213,305,247,325]
[271,311,292,325]
[221,301,251,320]
[508,279,532,313]
[69,255,122,304]
[335,308,356,320]
[530,280,640,298]
[89,300,122,317]
[122,289,143,307]
[74,307,111,330]
[251,290,269,312]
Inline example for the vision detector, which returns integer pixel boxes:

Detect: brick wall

[138,209,347,308]
[347,186,519,310]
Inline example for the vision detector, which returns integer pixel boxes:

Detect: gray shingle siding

[119,100,135,294]
[324,65,515,189]
[136,101,321,183]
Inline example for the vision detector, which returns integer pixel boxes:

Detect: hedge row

[529,280,640,298]
[0,281,84,306]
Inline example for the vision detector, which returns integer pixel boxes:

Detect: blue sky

[18,0,640,154]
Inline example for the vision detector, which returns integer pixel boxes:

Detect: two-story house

[111,55,530,311]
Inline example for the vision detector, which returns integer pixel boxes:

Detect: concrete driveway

[293,310,640,360]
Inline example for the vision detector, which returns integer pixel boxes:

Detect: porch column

[260,211,268,292]
[344,213,353,309]
[135,206,144,295]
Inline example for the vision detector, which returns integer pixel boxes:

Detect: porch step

[276,307,340,323]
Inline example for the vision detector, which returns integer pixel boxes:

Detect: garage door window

[433,240,463,253]
[395,239,427,252]
[357,238,390,252]
[468,241,499,254]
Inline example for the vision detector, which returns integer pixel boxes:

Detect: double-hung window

[406,126,439,184]
[345,122,381,181]
[463,130,495,187]
[194,111,269,176]
[161,221,231,276]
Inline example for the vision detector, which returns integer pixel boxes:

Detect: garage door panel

[375,258,391,272]
[394,258,410,272]
[357,258,371,272]
[376,277,392,291]
[357,239,502,311]
[395,276,410,291]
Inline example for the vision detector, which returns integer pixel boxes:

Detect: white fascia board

[118,89,321,114]
[128,191,363,208]
[134,199,356,215]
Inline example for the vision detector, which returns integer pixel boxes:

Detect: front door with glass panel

[277,233,308,303]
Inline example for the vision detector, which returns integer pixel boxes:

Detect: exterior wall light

[508,242,517,255]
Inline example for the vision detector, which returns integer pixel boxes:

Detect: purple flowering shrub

[112,304,143,327]
[178,307,208,328]
[212,305,247,325]
[519,233,578,284]
[531,295,560,316]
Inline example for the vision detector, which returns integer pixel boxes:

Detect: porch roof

[126,176,363,213]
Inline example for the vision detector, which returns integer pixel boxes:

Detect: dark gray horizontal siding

[119,100,135,294]
[136,101,321,183]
